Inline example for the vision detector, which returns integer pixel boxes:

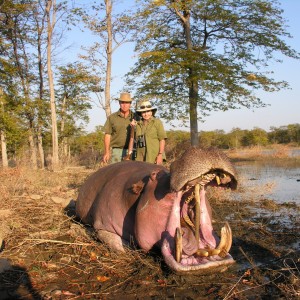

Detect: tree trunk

[35,2,46,169]
[60,94,66,158]
[104,0,112,117]
[182,8,199,146]
[189,79,199,146]
[28,129,38,169]
[37,131,45,169]
[1,130,8,168]
[0,89,7,168]
[46,0,59,170]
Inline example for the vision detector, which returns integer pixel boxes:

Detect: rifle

[131,101,140,159]
[124,101,140,161]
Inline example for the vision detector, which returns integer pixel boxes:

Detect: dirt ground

[0,164,299,300]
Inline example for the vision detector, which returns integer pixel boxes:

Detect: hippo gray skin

[76,146,238,273]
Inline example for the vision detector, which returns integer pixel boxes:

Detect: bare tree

[33,0,48,169]
[0,88,8,168]
[80,0,132,117]
[46,0,59,170]
[104,0,112,117]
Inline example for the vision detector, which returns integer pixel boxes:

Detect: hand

[155,153,163,165]
[130,119,137,127]
[102,153,110,164]
[123,153,132,161]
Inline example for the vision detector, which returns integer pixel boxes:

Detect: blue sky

[65,0,300,133]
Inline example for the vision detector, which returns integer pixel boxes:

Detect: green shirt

[104,110,134,148]
[135,117,167,163]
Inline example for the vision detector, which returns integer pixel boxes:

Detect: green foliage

[199,130,228,149]
[166,125,299,153]
[126,0,299,144]
[268,124,300,145]
[56,62,99,140]
[241,128,269,147]
[71,126,104,156]
[165,130,190,152]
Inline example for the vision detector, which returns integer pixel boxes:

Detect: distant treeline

[2,123,299,168]
[70,123,300,165]
[187,123,300,149]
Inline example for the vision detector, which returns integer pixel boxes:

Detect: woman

[129,100,167,164]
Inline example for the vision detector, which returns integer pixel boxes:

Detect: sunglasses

[140,105,152,109]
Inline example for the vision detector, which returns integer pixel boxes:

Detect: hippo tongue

[181,185,216,254]
[181,227,198,256]
[199,187,216,248]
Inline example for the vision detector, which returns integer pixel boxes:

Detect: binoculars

[137,135,146,148]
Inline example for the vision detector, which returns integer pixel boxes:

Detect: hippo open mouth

[161,147,237,273]
[161,172,236,273]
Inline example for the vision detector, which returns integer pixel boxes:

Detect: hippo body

[76,161,168,251]
[76,147,238,273]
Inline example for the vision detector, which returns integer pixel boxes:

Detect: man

[102,92,134,164]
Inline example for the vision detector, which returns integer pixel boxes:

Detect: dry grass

[226,145,300,160]
[0,165,299,299]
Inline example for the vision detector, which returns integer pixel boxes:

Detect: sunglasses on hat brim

[140,105,152,109]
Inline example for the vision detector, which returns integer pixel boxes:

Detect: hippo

[76,146,238,273]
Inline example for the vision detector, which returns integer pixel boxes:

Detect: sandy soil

[0,165,299,300]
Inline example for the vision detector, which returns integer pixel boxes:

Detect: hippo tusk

[216,222,232,258]
[195,249,209,257]
[223,222,232,256]
[207,248,221,256]
[194,183,201,249]
[175,227,183,262]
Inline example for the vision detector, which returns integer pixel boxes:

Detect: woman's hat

[136,100,157,114]
[119,92,133,102]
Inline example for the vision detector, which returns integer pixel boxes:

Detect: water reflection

[234,160,300,203]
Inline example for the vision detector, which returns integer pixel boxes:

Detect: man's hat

[119,92,133,102]
[136,100,157,115]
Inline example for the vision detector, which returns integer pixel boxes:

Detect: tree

[127,0,299,145]
[269,124,300,145]
[56,62,99,158]
[0,0,41,168]
[227,127,246,149]
[80,0,132,117]
[46,0,60,170]
[199,130,227,148]
[0,88,8,168]
[287,124,300,144]
[242,127,269,147]
[32,0,48,169]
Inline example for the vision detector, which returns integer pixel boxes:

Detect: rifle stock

[131,108,140,159]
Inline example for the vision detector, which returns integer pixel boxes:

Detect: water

[234,160,300,204]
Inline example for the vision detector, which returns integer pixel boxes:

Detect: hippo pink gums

[76,147,238,273]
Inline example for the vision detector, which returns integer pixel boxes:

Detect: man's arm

[102,134,111,163]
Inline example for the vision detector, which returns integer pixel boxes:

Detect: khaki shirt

[104,110,134,148]
[135,117,167,163]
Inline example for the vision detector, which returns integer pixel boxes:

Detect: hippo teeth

[195,248,221,257]
[216,222,232,257]
[175,223,233,260]
[175,227,183,263]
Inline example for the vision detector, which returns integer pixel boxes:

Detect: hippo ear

[131,180,145,195]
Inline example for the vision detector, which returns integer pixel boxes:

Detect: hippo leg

[97,230,125,252]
